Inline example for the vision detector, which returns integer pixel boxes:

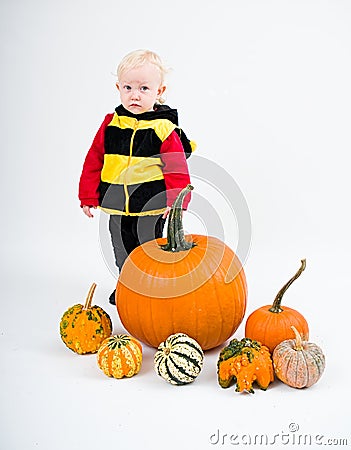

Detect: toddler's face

[117,63,166,114]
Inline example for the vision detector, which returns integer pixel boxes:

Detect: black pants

[109,214,166,271]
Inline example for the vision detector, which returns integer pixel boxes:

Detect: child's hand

[162,206,171,219]
[82,205,96,218]
[162,207,185,219]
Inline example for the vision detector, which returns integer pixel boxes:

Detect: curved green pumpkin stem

[83,283,97,310]
[269,259,306,313]
[160,184,196,252]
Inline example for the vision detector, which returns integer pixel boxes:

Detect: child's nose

[131,89,141,100]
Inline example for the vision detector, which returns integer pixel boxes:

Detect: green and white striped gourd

[154,333,204,385]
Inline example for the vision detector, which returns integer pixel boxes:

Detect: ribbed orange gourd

[245,260,309,353]
[97,334,143,379]
[60,283,112,354]
[116,185,247,350]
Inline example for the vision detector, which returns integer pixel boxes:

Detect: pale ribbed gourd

[273,326,325,388]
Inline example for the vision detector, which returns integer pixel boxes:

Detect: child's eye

[124,85,131,90]
[140,86,149,92]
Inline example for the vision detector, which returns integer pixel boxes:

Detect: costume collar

[115,104,179,125]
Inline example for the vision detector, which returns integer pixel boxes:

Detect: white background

[1,0,350,449]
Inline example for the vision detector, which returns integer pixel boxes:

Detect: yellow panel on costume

[138,118,176,141]
[190,140,197,152]
[101,154,164,185]
[108,114,137,130]
[108,113,176,142]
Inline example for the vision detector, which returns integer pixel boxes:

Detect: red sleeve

[78,114,113,207]
[160,131,191,209]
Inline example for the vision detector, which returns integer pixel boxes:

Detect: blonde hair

[117,49,169,104]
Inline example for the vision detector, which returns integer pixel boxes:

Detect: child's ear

[116,82,120,92]
[158,85,166,97]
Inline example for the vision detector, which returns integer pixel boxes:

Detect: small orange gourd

[273,326,325,388]
[217,338,274,393]
[245,259,309,353]
[97,334,142,379]
[60,283,112,354]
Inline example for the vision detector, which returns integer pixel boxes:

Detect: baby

[78,49,195,303]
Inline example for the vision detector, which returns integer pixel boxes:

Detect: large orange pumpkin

[116,185,247,350]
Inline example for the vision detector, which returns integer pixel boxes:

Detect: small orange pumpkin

[60,283,112,354]
[273,326,325,388]
[245,259,309,353]
[116,185,247,351]
[97,334,142,379]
